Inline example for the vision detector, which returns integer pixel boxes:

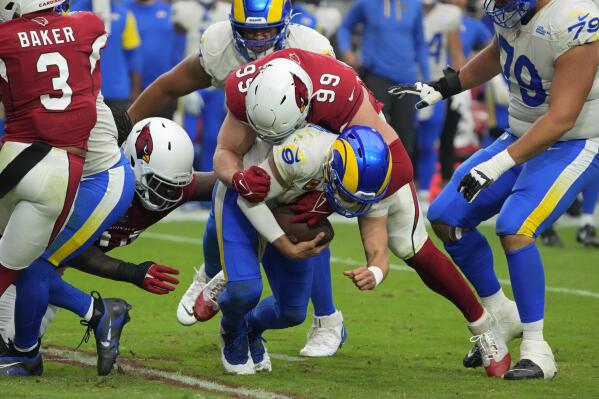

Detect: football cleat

[193,270,225,322]
[468,312,511,377]
[80,294,132,376]
[248,333,271,372]
[576,224,599,248]
[0,344,43,377]
[177,264,209,325]
[540,226,564,247]
[504,340,557,380]
[299,310,347,357]
[464,300,522,369]
[220,327,254,375]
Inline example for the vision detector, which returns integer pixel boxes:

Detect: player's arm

[389,36,501,107]
[189,171,217,202]
[128,54,211,123]
[343,215,389,290]
[68,245,180,295]
[237,155,328,260]
[213,111,256,185]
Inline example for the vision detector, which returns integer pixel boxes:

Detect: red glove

[289,191,333,227]
[232,166,270,203]
[138,262,180,295]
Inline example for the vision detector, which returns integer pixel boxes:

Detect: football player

[0,118,214,375]
[112,0,349,357]
[418,0,465,206]
[208,50,513,377]
[0,0,138,376]
[389,0,599,380]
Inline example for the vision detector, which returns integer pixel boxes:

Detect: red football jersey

[97,176,198,251]
[0,11,106,150]
[225,48,383,133]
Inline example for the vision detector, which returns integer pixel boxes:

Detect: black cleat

[463,344,482,368]
[0,343,43,377]
[503,359,546,380]
[566,197,582,217]
[576,224,599,247]
[80,292,132,376]
[540,226,563,247]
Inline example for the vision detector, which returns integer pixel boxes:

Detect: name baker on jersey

[17,27,75,48]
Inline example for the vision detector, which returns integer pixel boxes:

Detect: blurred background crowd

[2,0,593,237]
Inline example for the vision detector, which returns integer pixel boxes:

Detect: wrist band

[368,266,384,287]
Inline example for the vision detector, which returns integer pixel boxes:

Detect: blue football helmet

[230,0,292,61]
[324,126,392,218]
[483,0,537,29]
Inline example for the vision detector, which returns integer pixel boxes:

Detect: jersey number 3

[37,52,73,111]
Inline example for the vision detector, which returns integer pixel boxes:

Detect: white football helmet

[124,117,194,212]
[245,58,313,143]
[1,0,67,22]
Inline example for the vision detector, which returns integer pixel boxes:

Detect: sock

[580,213,594,227]
[219,278,262,334]
[406,239,484,322]
[506,243,545,324]
[0,265,21,297]
[13,259,53,351]
[480,289,511,315]
[48,270,93,319]
[444,228,501,297]
[581,180,599,217]
[14,342,39,357]
[310,248,335,317]
[522,320,544,341]
[468,308,491,335]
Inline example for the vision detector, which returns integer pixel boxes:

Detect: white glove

[458,150,516,203]
[388,82,444,110]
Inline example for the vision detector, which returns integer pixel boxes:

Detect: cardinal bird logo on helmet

[292,73,309,114]
[135,122,154,163]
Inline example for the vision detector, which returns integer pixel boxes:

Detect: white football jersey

[424,3,462,79]
[83,94,121,177]
[271,125,335,204]
[496,0,599,139]
[199,21,335,88]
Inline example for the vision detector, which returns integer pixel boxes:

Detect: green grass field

[4,220,599,398]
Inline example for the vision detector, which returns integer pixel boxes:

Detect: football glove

[232,166,271,203]
[289,191,333,227]
[137,262,180,295]
[458,150,516,203]
[388,67,462,109]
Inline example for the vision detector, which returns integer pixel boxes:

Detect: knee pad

[279,305,307,327]
[218,278,263,317]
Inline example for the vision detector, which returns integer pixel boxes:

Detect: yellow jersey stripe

[267,0,284,23]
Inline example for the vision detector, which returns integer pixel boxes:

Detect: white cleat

[504,340,557,380]
[220,329,255,375]
[176,264,208,326]
[468,312,511,378]
[299,310,347,357]
[193,271,226,322]
[249,336,272,373]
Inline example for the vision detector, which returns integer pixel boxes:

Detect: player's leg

[0,144,83,296]
[211,182,263,375]
[303,247,345,358]
[385,181,509,376]
[577,179,599,246]
[246,245,316,371]
[497,138,599,380]
[416,102,446,207]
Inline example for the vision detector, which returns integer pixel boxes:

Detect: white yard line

[143,232,599,300]
[45,347,293,399]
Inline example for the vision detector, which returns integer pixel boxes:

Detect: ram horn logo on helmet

[292,74,309,113]
[135,123,154,163]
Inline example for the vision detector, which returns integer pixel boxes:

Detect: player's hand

[232,166,271,203]
[289,191,333,227]
[272,233,328,260]
[458,150,516,203]
[109,105,134,146]
[343,266,378,290]
[388,67,462,110]
[137,262,180,295]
